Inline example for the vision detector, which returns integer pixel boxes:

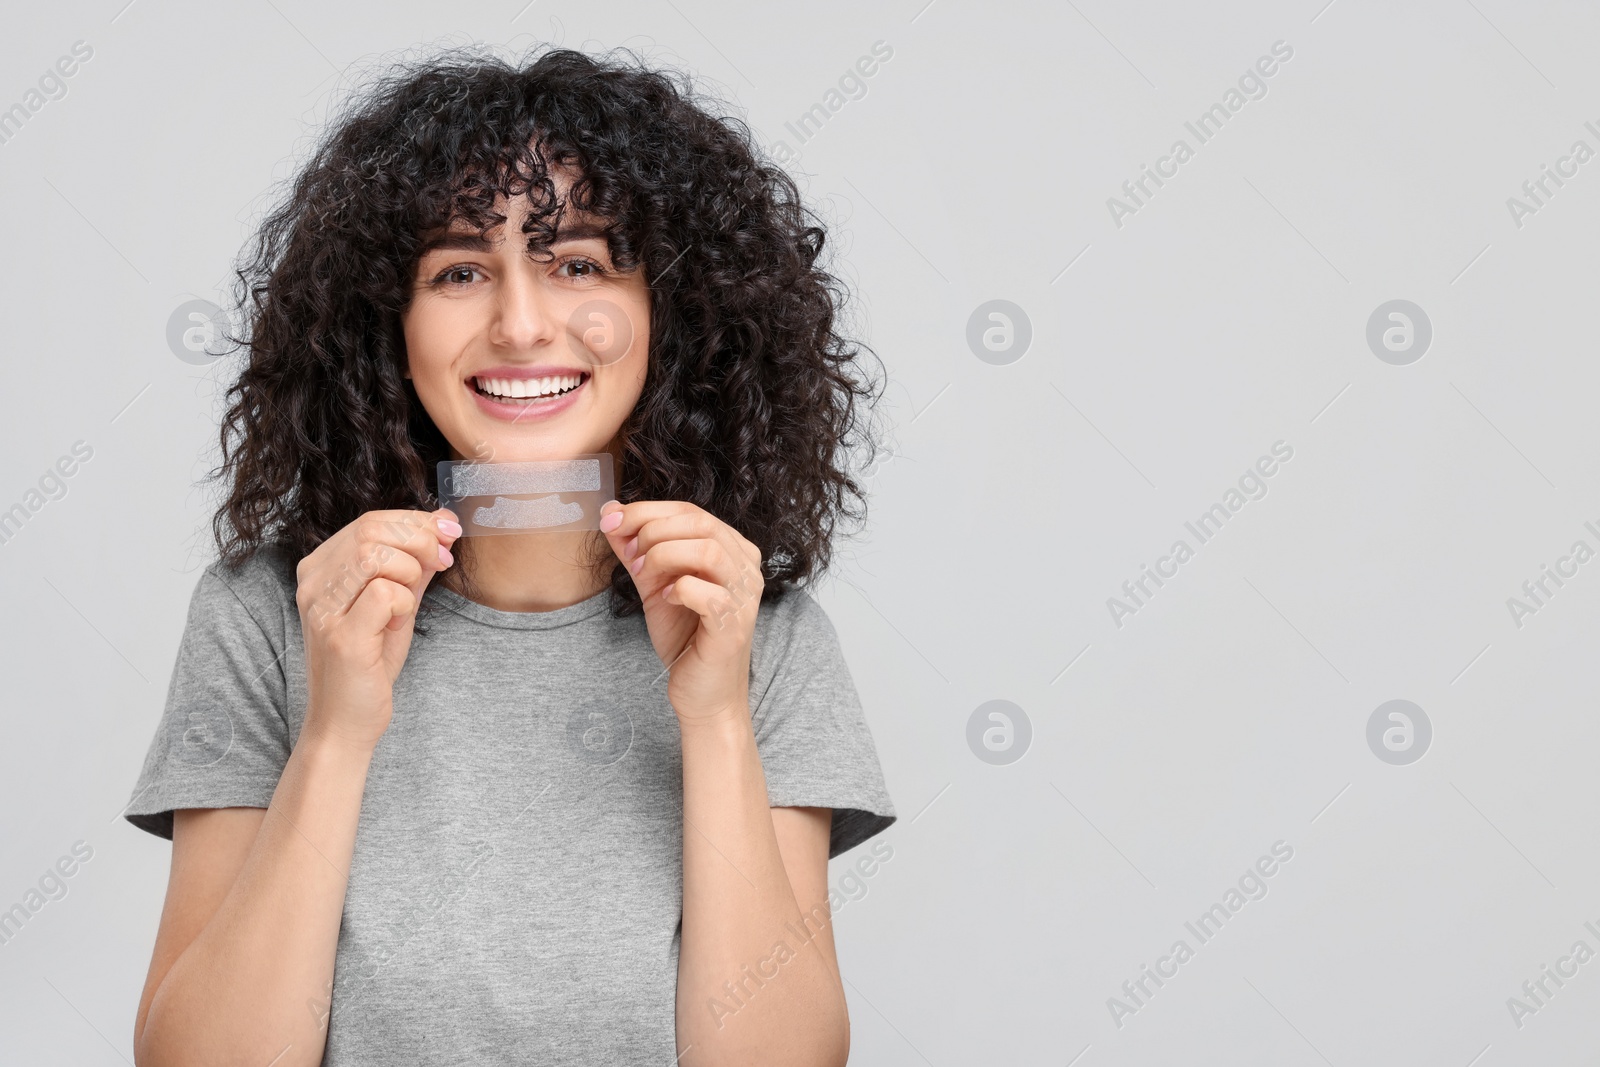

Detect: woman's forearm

[136,723,374,1067]
[674,707,848,1066]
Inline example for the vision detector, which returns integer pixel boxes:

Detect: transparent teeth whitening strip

[437,454,615,535]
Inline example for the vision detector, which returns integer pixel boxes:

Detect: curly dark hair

[211,42,886,616]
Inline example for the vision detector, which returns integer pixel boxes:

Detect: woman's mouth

[471,372,588,403]
[467,369,591,421]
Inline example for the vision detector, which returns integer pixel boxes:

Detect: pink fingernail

[438,544,454,567]
[437,518,463,538]
[623,535,638,559]
[629,553,645,575]
[600,510,623,533]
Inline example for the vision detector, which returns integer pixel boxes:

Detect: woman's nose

[488,267,560,351]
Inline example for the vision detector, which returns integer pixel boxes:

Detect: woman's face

[402,173,650,465]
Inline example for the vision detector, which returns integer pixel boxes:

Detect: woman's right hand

[294,508,461,751]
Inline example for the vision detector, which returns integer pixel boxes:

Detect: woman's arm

[595,499,851,1066]
[134,731,376,1067]
[676,711,849,1066]
[135,509,458,1066]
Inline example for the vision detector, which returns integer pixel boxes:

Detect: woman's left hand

[598,500,765,724]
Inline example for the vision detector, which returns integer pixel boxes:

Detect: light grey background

[2,1,1596,1064]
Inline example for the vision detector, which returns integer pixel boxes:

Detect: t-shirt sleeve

[749,587,896,859]
[123,555,297,841]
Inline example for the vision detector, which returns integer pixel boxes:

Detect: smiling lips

[471,371,588,400]
[467,367,591,421]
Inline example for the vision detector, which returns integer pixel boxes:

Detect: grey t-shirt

[124,546,895,1064]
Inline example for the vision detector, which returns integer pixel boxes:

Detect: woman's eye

[428,258,605,287]
[558,257,607,279]
[432,266,481,287]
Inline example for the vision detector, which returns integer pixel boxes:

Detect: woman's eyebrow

[550,222,609,244]
[418,230,495,256]
[417,222,610,257]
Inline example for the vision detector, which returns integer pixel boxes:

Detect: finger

[660,573,749,635]
[625,511,751,561]
[353,508,461,551]
[300,509,440,579]
[597,499,697,542]
[599,501,682,582]
[354,508,460,543]
[415,507,461,593]
[304,542,426,628]
[629,538,761,612]
[345,577,418,637]
[603,507,761,587]
[597,504,764,620]
[303,508,460,625]
[346,509,460,582]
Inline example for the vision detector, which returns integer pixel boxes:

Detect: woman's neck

[444,530,611,613]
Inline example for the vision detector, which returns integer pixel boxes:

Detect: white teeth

[475,374,583,400]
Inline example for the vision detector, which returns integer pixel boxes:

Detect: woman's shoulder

[188,543,301,631]
[751,579,821,634]
[749,583,845,677]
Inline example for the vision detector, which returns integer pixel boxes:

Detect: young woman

[124,45,895,1066]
